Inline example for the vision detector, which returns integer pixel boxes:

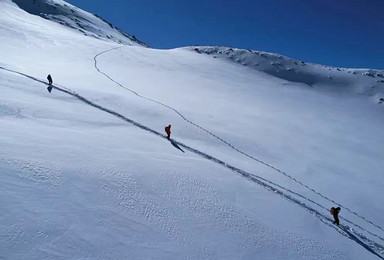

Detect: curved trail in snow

[93,47,384,234]
[1,66,384,259]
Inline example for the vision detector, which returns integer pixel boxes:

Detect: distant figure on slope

[47,74,53,93]
[165,125,171,140]
[47,74,53,85]
[330,207,341,225]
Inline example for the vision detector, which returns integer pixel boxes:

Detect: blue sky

[66,0,384,69]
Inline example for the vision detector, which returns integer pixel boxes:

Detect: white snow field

[1,0,384,259]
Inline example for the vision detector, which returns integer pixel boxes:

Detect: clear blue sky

[66,0,384,69]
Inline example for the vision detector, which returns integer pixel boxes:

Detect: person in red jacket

[330,207,341,225]
[165,125,171,140]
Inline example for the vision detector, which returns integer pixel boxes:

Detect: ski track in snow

[1,64,384,259]
[93,47,384,233]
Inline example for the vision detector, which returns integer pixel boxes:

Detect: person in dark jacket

[330,207,341,225]
[47,74,53,85]
[47,74,53,93]
[165,125,171,140]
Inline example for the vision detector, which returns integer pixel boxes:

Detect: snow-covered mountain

[11,0,147,46]
[191,46,384,97]
[1,0,384,259]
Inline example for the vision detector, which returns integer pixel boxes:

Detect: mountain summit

[11,0,148,46]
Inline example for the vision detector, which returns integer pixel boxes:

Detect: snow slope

[1,0,384,259]
[191,46,384,97]
[11,0,147,46]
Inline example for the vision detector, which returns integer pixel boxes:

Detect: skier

[165,125,171,140]
[47,74,53,85]
[330,207,341,225]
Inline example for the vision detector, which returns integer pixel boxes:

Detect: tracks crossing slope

[1,64,383,259]
[93,47,384,234]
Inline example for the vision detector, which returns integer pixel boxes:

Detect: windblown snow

[11,0,146,46]
[1,0,384,259]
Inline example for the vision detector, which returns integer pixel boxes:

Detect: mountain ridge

[11,0,148,46]
[8,0,384,101]
[188,46,384,98]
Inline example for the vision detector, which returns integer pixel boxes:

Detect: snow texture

[1,0,384,259]
[11,0,147,46]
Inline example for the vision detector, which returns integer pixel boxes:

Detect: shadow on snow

[1,65,383,259]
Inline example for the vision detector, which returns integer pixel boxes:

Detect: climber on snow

[330,206,341,225]
[47,74,53,93]
[165,124,171,140]
[47,74,53,85]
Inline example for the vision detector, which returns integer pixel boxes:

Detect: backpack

[330,207,335,215]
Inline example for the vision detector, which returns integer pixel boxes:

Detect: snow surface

[11,0,147,46]
[1,0,384,259]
